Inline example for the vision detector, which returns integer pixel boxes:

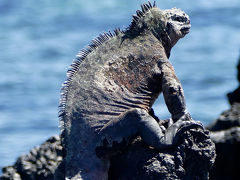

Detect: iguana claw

[176,120,204,136]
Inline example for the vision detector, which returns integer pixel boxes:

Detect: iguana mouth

[180,26,191,34]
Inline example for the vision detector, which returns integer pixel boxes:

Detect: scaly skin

[58,2,203,180]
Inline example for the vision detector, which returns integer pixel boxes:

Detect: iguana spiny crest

[58,1,202,180]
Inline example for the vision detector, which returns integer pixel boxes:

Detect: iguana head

[162,8,191,46]
[128,2,191,52]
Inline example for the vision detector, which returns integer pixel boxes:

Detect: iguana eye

[173,16,185,22]
[175,17,182,21]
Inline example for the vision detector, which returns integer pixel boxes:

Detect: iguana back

[61,31,166,130]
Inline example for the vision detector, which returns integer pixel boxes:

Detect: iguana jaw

[180,24,191,36]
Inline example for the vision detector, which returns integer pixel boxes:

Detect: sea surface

[0,0,240,170]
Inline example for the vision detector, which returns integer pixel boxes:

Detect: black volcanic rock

[208,103,240,180]
[208,103,240,131]
[1,128,215,180]
[227,56,240,105]
[1,136,62,180]
[209,126,240,180]
[109,128,215,180]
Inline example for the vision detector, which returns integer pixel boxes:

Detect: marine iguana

[58,1,203,179]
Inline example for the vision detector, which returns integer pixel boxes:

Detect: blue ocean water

[0,0,240,170]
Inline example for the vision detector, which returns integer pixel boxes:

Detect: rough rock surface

[109,128,215,180]
[207,55,240,180]
[208,103,240,131]
[208,103,240,180]
[209,127,240,180]
[227,56,240,105]
[0,136,62,180]
[1,128,215,180]
[207,55,240,179]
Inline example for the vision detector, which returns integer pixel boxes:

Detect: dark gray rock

[227,55,240,105]
[1,136,62,180]
[227,87,240,105]
[1,166,21,180]
[208,103,240,180]
[209,127,240,180]
[109,128,215,180]
[207,55,240,180]
[208,103,240,131]
[1,128,216,180]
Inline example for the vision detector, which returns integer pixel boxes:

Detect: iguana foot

[178,120,204,132]
[169,119,204,145]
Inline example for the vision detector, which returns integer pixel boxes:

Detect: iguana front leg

[157,59,203,135]
[157,59,188,121]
